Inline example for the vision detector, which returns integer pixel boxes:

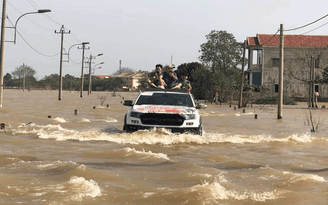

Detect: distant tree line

[4,66,125,91]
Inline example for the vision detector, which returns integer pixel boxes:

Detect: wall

[248,46,328,99]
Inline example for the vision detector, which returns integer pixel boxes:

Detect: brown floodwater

[0,89,328,204]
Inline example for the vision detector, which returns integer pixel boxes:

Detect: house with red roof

[247,34,328,99]
[111,72,146,90]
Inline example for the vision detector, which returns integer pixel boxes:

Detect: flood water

[1,89,328,204]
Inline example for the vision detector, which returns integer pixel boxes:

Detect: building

[96,75,111,79]
[247,34,328,99]
[111,72,146,90]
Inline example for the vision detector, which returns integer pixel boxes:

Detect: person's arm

[159,74,165,86]
[170,72,178,81]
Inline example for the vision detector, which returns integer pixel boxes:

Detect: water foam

[19,123,318,145]
[282,171,326,183]
[192,180,286,202]
[67,176,102,201]
[79,118,91,123]
[122,147,170,160]
[53,117,67,123]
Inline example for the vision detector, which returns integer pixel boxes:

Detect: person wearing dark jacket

[163,65,181,89]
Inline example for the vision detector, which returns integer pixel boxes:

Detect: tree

[4,73,14,87]
[11,65,37,89]
[63,74,79,91]
[198,30,244,102]
[112,67,135,75]
[199,30,243,72]
[39,74,59,90]
[11,64,36,79]
[176,62,203,81]
[286,47,328,106]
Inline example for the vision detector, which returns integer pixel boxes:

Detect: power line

[26,0,39,10]
[6,15,58,57]
[24,0,62,26]
[7,1,54,31]
[284,13,328,32]
[11,0,82,44]
[301,21,328,35]
[17,30,59,57]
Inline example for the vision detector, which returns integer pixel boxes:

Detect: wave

[189,180,287,203]
[11,123,326,145]
[282,170,326,183]
[121,147,170,161]
[139,175,286,204]
[67,176,102,201]
[79,118,91,123]
[53,117,67,123]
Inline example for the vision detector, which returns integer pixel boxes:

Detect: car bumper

[124,124,200,133]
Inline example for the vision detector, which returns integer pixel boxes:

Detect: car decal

[135,106,194,114]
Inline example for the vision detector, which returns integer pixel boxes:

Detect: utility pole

[310,56,315,107]
[88,54,103,95]
[238,40,247,108]
[79,42,89,97]
[0,0,7,108]
[22,63,25,91]
[277,24,284,119]
[55,25,70,101]
[88,54,92,95]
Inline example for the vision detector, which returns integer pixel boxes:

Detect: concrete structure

[247,34,328,99]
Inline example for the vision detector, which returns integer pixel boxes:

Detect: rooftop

[247,34,328,47]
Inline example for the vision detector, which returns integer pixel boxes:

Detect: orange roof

[97,75,111,79]
[247,34,328,47]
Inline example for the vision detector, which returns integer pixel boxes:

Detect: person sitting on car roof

[163,65,181,89]
[147,64,165,89]
[179,73,192,93]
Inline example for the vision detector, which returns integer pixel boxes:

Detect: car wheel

[123,114,134,132]
[123,115,128,131]
[196,125,203,136]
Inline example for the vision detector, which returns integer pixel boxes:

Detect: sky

[2,0,328,79]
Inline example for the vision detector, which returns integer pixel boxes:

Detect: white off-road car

[123,89,204,135]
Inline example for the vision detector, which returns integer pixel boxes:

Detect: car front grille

[140,113,184,126]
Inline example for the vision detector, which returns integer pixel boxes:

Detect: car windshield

[135,93,194,107]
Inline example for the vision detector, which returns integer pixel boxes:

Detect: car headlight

[182,114,196,120]
[130,111,142,118]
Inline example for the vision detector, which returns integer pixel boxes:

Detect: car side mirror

[123,100,133,106]
[196,103,207,109]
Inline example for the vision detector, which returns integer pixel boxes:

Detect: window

[315,85,319,92]
[275,84,279,93]
[272,58,279,67]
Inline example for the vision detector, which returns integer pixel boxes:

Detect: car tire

[123,114,134,132]
[197,125,203,136]
[123,115,128,131]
